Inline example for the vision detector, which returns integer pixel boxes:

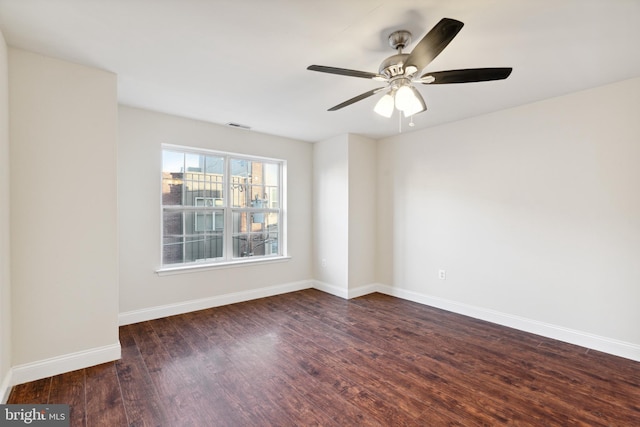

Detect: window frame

[158,144,288,274]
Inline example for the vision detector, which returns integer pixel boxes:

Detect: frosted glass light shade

[394,85,415,112]
[374,92,394,118]
[402,86,426,117]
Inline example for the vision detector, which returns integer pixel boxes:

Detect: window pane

[163,150,184,173]
[192,208,224,232]
[205,155,223,174]
[233,234,272,257]
[232,211,279,257]
[248,185,278,208]
[184,234,224,261]
[264,163,279,186]
[184,155,224,207]
[232,211,279,233]
[230,158,249,177]
[185,153,203,172]
[230,158,249,207]
[163,210,183,235]
[230,159,277,208]
[163,236,184,265]
[232,229,279,257]
[162,151,184,205]
[162,208,184,265]
[249,186,267,209]
[163,209,224,263]
[267,187,279,208]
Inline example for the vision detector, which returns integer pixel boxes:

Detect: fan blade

[405,18,464,72]
[308,65,383,80]
[328,87,386,111]
[420,67,512,84]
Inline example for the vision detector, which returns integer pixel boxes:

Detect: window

[161,145,284,268]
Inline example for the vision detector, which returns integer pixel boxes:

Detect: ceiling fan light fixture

[393,85,413,111]
[392,84,426,117]
[402,86,426,117]
[374,91,395,118]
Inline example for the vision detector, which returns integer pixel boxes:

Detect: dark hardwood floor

[8,289,640,426]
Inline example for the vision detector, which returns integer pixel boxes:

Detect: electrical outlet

[438,269,446,280]
[321,259,327,269]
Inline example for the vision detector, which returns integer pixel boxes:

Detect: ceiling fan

[307,18,512,118]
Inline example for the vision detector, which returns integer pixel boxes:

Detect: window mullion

[279,158,285,257]
[181,153,186,263]
[224,156,233,261]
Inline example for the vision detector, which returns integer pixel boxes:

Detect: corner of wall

[312,135,349,292]
[0,27,13,404]
[347,134,377,289]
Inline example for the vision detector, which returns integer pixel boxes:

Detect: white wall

[9,49,119,378]
[378,77,640,353]
[348,134,377,290]
[118,106,313,319]
[0,29,11,402]
[312,134,377,297]
[313,135,349,294]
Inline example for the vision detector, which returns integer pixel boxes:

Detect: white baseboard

[348,283,382,299]
[375,284,640,363]
[10,342,121,386]
[311,281,381,300]
[312,280,349,299]
[119,280,313,325]
[1,368,12,403]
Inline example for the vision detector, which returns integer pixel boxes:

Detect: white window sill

[156,255,291,276]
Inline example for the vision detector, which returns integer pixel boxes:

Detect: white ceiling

[1,0,639,142]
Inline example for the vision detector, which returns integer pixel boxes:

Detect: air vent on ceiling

[226,122,251,130]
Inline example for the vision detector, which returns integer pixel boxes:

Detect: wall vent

[226,122,251,130]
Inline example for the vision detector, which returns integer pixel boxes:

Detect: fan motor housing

[379,53,410,78]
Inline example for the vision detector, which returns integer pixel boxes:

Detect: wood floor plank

[128,320,230,426]
[348,293,621,424]
[221,301,386,425]
[48,369,86,427]
[216,302,360,425]
[85,363,128,427]
[153,310,273,426]
[115,325,169,427]
[238,295,515,425]
[6,289,640,426]
[7,377,51,404]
